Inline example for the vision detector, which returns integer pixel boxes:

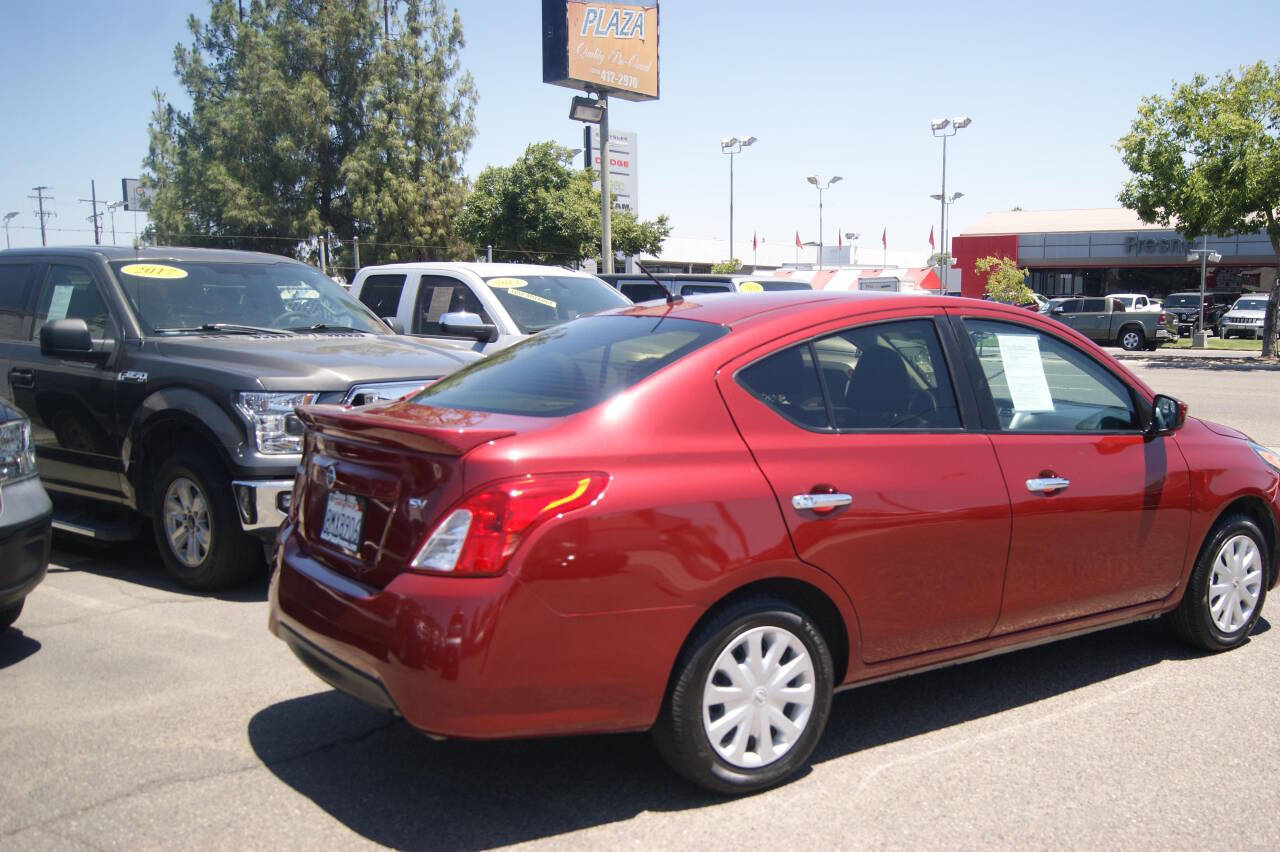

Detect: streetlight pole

[105,201,121,245]
[2,212,17,249]
[806,174,842,269]
[1186,236,1223,347]
[721,135,757,265]
[931,116,971,289]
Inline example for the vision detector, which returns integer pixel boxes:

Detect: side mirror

[1052,307,1065,315]
[40,318,110,363]
[1149,394,1188,436]
[439,311,499,343]
[382,316,405,335]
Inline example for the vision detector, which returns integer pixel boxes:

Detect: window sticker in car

[996,334,1054,412]
[487,277,528,289]
[118,263,189,279]
[426,287,454,322]
[47,284,74,321]
[506,288,558,309]
[739,281,764,293]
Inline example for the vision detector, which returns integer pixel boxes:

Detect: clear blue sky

[2,1,1277,255]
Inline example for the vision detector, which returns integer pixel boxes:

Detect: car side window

[737,343,829,429]
[964,318,1139,432]
[357,274,406,319]
[0,263,35,341]
[817,319,962,429]
[1081,298,1105,312]
[680,284,731,295]
[413,276,493,336]
[32,264,110,340]
[620,282,668,302]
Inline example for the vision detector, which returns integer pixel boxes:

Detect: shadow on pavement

[1120,355,1280,372]
[49,533,269,603]
[0,629,42,669]
[249,617,1234,848]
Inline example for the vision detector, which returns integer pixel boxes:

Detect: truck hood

[149,333,482,391]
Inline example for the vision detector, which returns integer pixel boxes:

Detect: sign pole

[600,94,612,274]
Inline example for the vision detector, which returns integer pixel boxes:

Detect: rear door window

[1080,299,1106,312]
[32,264,110,339]
[0,263,35,341]
[413,276,493,336]
[357,274,406,319]
[680,283,732,296]
[619,282,668,302]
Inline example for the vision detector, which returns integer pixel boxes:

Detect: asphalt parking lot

[4,354,1280,850]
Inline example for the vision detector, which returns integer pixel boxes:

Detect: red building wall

[952,234,1019,298]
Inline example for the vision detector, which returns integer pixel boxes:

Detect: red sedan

[269,291,1280,794]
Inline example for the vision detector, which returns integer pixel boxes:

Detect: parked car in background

[0,246,481,590]
[270,290,1280,795]
[1218,295,1271,339]
[599,272,811,302]
[351,263,630,354]
[0,402,51,631]
[1110,293,1160,312]
[1164,291,1237,336]
[1050,296,1176,350]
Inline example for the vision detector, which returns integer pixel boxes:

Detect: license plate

[320,491,364,554]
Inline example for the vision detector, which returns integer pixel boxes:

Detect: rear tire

[1169,514,1269,652]
[652,596,834,795]
[1119,327,1145,351]
[151,451,261,591]
[0,599,23,631]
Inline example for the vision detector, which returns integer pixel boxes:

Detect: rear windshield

[1234,298,1267,311]
[482,274,630,334]
[411,315,727,417]
[1166,294,1199,307]
[757,280,811,292]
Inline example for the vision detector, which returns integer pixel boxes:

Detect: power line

[28,186,54,246]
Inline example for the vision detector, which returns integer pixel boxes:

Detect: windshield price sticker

[119,263,189,280]
[996,334,1055,412]
[739,281,764,293]
[506,288,558,309]
[487,277,528,289]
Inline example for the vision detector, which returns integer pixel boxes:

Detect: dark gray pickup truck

[0,247,480,589]
[1049,296,1176,351]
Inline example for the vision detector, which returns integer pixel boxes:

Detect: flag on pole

[881,228,887,249]
[753,232,758,251]
[795,231,802,249]
[838,229,843,248]
[929,226,934,250]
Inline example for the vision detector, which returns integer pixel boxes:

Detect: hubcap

[701,625,816,769]
[163,476,212,568]
[1208,534,1263,634]
[1123,332,1140,349]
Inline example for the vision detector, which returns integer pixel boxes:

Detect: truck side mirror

[40,318,111,364]
[439,311,499,343]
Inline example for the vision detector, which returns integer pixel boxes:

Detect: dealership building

[952,208,1277,301]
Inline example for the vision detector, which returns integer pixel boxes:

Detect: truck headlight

[0,418,37,484]
[235,392,318,455]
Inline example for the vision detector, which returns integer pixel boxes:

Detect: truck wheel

[151,451,261,591]
[1119,327,1145,351]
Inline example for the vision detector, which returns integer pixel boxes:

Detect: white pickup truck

[1110,293,1161,312]
[350,262,631,353]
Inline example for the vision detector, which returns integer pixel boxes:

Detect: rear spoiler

[296,402,516,456]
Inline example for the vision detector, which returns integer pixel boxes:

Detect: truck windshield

[482,274,630,334]
[1165,294,1200,307]
[412,315,727,417]
[111,260,388,334]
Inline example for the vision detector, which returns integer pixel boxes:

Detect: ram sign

[542,0,659,101]
[121,178,155,212]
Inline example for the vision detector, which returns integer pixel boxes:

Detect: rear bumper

[0,477,53,608]
[268,525,688,739]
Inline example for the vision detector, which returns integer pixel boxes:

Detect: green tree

[710,259,742,273]
[459,141,670,265]
[143,0,476,265]
[976,255,1033,304]
[1117,60,1280,357]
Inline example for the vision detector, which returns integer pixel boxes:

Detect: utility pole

[79,180,103,245]
[28,186,53,247]
[384,0,390,38]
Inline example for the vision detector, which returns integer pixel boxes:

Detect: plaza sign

[542,0,659,101]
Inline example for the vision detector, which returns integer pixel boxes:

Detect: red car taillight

[410,472,610,576]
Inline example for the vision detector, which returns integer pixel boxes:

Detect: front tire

[151,451,261,591]
[1119,327,1145,352]
[652,596,834,795]
[1169,514,1269,652]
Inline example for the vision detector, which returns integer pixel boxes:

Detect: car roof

[0,245,308,264]
[359,261,599,279]
[607,289,979,327]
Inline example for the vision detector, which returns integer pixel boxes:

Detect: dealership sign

[1125,234,1190,256]
[586,128,638,213]
[121,178,155,212]
[543,1,659,101]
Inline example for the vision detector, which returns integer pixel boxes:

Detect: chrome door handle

[1026,477,1070,493]
[792,493,853,511]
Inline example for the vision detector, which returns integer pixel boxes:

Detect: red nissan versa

[268,291,1280,794]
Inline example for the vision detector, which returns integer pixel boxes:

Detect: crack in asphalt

[0,717,398,840]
